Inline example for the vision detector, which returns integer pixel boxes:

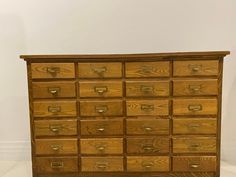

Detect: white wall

[0,0,235,163]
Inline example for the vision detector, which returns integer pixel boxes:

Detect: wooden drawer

[126,100,169,116]
[173,60,219,76]
[34,120,77,136]
[35,157,78,173]
[127,156,169,171]
[81,157,123,172]
[80,138,123,154]
[79,81,123,97]
[125,62,170,78]
[33,101,77,117]
[78,63,122,78]
[126,81,169,97]
[126,119,169,135]
[31,63,75,79]
[173,137,216,153]
[173,79,218,96]
[127,137,169,154]
[80,119,123,136]
[35,139,78,155]
[80,100,123,116]
[173,99,217,116]
[32,81,76,98]
[173,156,216,172]
[173,118,217,135]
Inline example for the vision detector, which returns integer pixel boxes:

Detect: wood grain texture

[33,100,77,117]
[173,137,216,153]
[173,79,218,96]
[126,100,169,116]
[126,137,169,154]
[35,157,78,173]
[79,81,123,97]
[125,62,170,78]
[35,139,78,155]
[80,119,123,136]
[126,119,169,135]
[173,156,216,172]
[31,63,75,78]
[173,99,218,116]
[127,156,169,172]
[81,157,124,172]
[32,81,76,98]
[126,81,169,97]
[80,100,123,116]
[78,63,122,78]
[173,60,219,76]
[34,120,77,136]
[173,118,217,135]
[80,138,123,154]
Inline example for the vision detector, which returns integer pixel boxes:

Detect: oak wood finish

[20,51,229,177]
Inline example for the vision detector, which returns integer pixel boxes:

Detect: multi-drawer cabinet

[20,51,230,177]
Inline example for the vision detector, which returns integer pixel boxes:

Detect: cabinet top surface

[20,51,230,61]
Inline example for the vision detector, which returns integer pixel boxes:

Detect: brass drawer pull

[92,66,107,75]
[95,162,108,170]
[48,106,61,113]
[189,163,200,169]
[140,85,154,93]
[48,87,60,96]
[188,64,202,73]
[97,127,105,132]
[95,105,108,113]
[49,125,62,133]
[142,162,154,169]
[189,85,201,93]
[51,161,64,169]
[51,145,62,151]
[141,104,154,111]
[96,145,106,152]
[47,67,60,74]
[189,144,200,148]
[94,86,108,95]
[140,66,154,74]
[188,123,200,129]
[142,145,154,152]
[188,104,202,112]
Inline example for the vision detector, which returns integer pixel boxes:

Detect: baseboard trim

[0,141,31,161]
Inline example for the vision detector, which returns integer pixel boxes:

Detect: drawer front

[81,157,123,172]
[80,119,123,136]
[79,81,123,97]
[125,62,170,78]
[173,60,219,76]
[126,119,169,135]
[33,101,77,117]
[35,139,78,155]
[78,63,122,78]
[127,137,169,154]
[173,79,218,96]
[34,120,77,136]
[127,156,169,171]
[31,63,75,79]
[173,137,216,153]
[173,99,217,116]
[80,138,123,154]
[173,118,217,135]
[80,100,123,116]
[35,157,78,173]
[126,81,169,97]
[32,81,76,98]
[173,156,216,172]
[126,100,169,116]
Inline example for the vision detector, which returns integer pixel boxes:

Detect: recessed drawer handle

[141,104,154,111]
[142,162,154,169]
[95,105,108,113]
[48,106,61,113]
[49,125,62,133]
[189,163,200,169]
[140,85,154,93]
[47,67,60,74]
[188,64,202,73]
[188,104,202,112]
[51,145,61,151]
[51,161,64,169]
[94,86,108,95]
[92,67,107,75]
[189,85,201,93]
[48,87,61,96]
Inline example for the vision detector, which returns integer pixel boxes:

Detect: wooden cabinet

[20,51,229,177]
